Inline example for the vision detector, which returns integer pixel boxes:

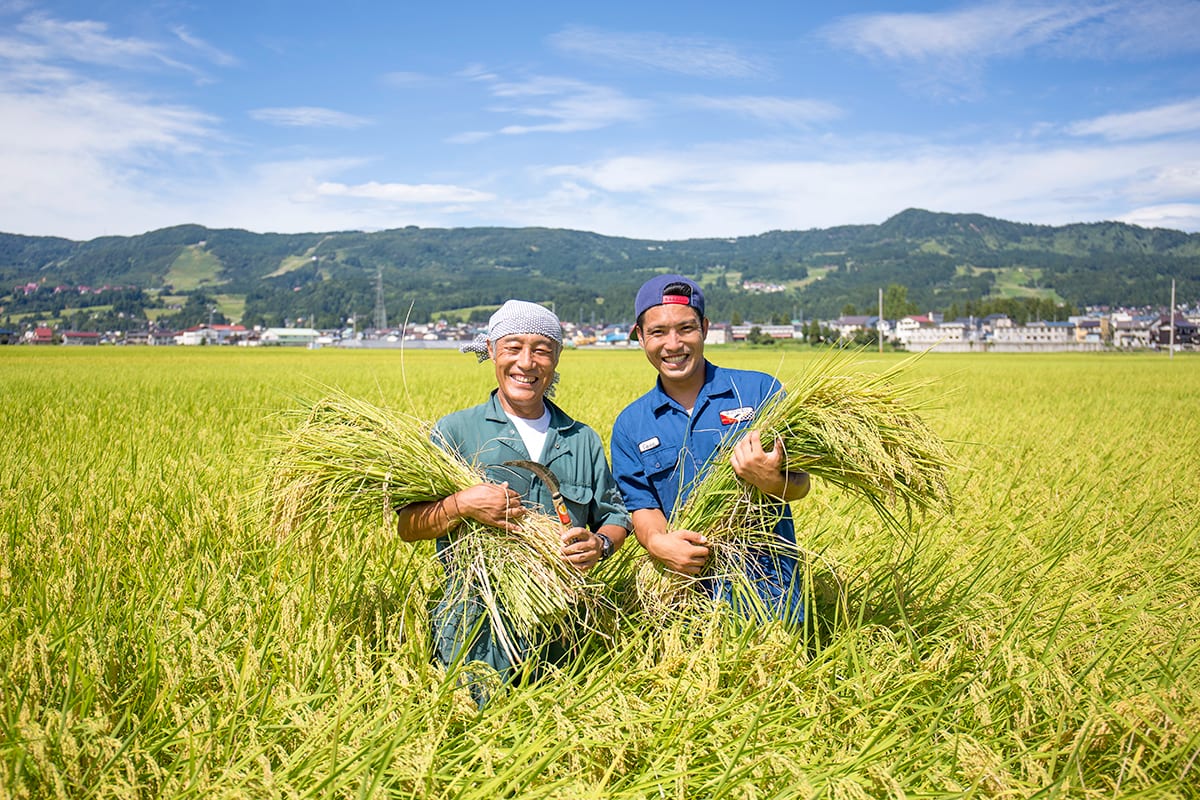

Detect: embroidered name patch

[638,436,661,453]
[719,406,755,425]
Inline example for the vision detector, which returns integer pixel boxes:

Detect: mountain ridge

[3,209,1197,329]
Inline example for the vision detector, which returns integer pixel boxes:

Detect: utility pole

[373,267,388,332]
[878,287,884,353]
[1169,278,1176,359]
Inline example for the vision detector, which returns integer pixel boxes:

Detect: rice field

[2,346,1198,798]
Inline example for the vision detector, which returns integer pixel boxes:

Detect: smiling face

[488,333,561,419]
[635,302,708,398]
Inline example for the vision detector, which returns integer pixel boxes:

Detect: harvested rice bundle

[637,350,954,618]
[263,389,605,655]
[265,391,480,537]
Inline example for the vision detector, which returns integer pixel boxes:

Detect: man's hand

[730,431,809,500]
[455,481,526,531]
[646,528,710,576]
[559,527,602,572]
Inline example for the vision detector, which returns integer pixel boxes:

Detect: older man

[396,300,629,685]
[611,275,810,620]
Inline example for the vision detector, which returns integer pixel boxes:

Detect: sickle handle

[551,492,572,527]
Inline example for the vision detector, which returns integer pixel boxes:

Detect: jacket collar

[483,389,574,431]
[650,360,729,414]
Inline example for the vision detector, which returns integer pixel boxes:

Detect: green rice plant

[4,348,1198,798]
[261,388,606,663]
[637,348,955,620]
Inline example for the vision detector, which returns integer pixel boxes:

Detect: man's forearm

[396,493,462,542]
[631,508,670,551]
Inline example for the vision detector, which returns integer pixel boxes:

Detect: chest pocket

[638,443,680,478]
[637,443,682,506]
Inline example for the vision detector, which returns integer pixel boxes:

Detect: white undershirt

[506,407,551,461]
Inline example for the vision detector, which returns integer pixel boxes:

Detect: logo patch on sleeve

[719,406,755,425]
[637,436,661,453]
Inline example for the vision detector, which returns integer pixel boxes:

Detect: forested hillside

[3,209,1197,331]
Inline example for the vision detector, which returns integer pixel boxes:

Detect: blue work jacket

[611,361,801,617]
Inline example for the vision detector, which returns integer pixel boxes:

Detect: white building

[259,327,321,346]
[903,320,977,352]
[989,321,1101,352]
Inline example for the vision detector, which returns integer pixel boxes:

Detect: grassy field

[2,346,1198,798]
[163,246,226,292]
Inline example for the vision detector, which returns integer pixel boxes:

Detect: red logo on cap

[661,294,690,305]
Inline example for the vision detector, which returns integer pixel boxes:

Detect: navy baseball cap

[632,274,706,334]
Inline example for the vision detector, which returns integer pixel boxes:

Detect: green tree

[882,283,919,319]
[746,326,776,345]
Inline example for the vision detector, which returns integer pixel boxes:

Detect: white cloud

[1068,99,1200,140]
[1118,204,1200,231]
[825,1,1200,63]
[482,76,648,136]
[1039,1,1200,59]
[249,106,371,129]
[549,25,766,78]
[0,11,229,237]
[682,95,843,127]
[172,26,238,67]
[14,14,191,72]
[823,3,1098,62]
[316,181,494,203]
[537,137,1200,238]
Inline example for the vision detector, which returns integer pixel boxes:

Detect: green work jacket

[433,390,629,546]
[428,390,628,691]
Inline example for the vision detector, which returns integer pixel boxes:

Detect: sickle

[502,459,572,527]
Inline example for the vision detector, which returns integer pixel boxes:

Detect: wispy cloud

[249,106,371,129]
[14,14,192,71]
[823,3,1095,62]
[549,25,766,78]
[1038,0,1200,59]
[172,26,238,67]
[480,75,648,136]
[682,95,843,127]
[1068,98,1200,140]
[824,1,1200,64]
[316,181,494,204]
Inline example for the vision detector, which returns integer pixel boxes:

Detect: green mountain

[3,209,1198,331]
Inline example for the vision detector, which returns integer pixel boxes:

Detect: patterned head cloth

[460,300,563,362]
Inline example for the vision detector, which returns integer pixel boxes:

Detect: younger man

[611,275,809,618]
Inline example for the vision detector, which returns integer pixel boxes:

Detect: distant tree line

[2,209,1197,331]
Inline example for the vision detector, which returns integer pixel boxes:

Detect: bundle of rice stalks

[263,389,606,661]
[637,349,954,619]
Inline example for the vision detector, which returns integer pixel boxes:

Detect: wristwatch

[596,532,614,561]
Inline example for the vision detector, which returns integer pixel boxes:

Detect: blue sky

[2,0,1199,241]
